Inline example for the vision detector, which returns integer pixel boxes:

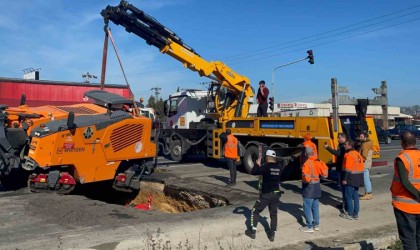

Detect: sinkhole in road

[128,181,229,213]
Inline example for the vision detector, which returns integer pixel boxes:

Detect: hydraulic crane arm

[101,1,254,125]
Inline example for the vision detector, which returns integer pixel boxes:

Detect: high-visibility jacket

[343,150,364,187]
[302,156,328,184]
[301,156,328,198]
[224,134,238,159]
[390,149,420,214]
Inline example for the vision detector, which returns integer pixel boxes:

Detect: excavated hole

[129,181,229,213]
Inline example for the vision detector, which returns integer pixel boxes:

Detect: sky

[1,0,419,107]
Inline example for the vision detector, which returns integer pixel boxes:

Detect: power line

[104,4,420,78]
[223,9,420,63]
[221,4,420,62]
[232,16,420,64]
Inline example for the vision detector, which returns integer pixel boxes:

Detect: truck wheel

[243,145,258,174]
[170,140,183,162]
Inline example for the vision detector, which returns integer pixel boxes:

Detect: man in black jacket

[245,149,288,242]
[324,133,347,214]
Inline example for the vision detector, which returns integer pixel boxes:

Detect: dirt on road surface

[129,181,229,213]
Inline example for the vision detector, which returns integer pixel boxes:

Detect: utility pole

[151,86,161,100]
[372,81,389,129]
[331,78,389,135]
[82,72,97,83]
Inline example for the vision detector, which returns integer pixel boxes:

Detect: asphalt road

[0,141,403,249]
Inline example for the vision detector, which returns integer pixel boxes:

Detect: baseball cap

[266,149,276,157]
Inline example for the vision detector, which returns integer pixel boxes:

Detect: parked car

[375,126,392,144]
[386,124,420,140]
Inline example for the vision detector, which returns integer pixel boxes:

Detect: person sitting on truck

[219,129,239,186]
[256,80,269,117]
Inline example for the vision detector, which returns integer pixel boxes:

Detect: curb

[343,234,399,250]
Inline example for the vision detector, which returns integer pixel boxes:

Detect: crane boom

[101,0,254,125]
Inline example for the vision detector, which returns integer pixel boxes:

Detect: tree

[155,98,166,121]
[146,95,166,121]
[147,95,156,108]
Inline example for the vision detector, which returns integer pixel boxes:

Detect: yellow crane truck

[101,1,380,179]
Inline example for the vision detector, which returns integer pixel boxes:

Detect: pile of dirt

[130,181,228,213]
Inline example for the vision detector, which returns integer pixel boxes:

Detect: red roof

[0,77,131,106]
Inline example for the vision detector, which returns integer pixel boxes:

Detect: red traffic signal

[307,50,314,64]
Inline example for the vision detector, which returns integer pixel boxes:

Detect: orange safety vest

[224,134,238,159]
[302,156,328,183]
[343,150,364,175]
[390,149,420,214]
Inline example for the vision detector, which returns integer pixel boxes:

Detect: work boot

[245,229,256,239]
[267,230,275,242]
[360,192,373,200]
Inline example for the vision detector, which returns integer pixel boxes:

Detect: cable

[224,9,420,63]
[222,4,420,61]
[231,16,420,64]
[107,4,420,78]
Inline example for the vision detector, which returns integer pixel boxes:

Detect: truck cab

[164,89,208,129]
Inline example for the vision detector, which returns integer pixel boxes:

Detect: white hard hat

[266,149,276,157]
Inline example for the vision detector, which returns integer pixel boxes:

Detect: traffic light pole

[272,57,308,94]
[271,51,314,116]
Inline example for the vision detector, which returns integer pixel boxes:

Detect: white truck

[158,89,216,162]
[164,89,208,129]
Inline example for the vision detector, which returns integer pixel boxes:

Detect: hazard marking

[84,127,93,139]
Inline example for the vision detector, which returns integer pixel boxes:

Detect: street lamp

[271,50,315,114]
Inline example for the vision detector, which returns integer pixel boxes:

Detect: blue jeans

[364,168,372,193]
[303,198,319,228]
[344,185,359,217]
[338,173,347,212]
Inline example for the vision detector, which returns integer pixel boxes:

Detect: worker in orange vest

[220,129,239,186]
[299,147,328,233]
[390,131,420,250]
[341,140,364,220]
[301,133,318,166]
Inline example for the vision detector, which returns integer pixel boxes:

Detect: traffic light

[269,97,274,111]
[307,50,314,64]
